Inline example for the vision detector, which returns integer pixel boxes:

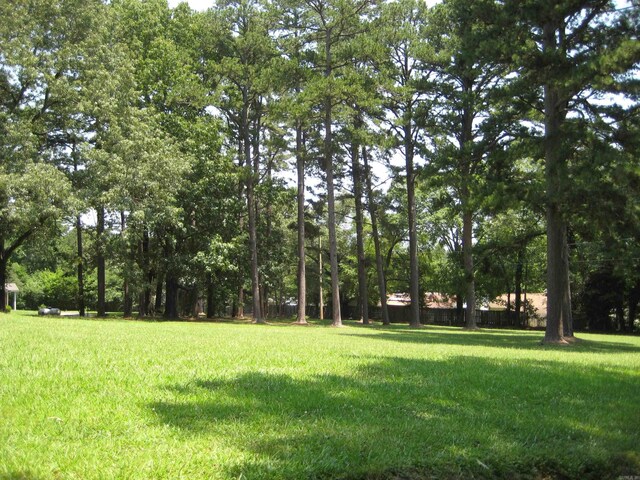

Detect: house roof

[384,292,458,309]
[5,283,19,292]
[489,293,547,318]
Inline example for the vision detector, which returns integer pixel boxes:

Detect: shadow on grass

[341,328,640,354]
[0,472,42,480]
[150,356,640,480]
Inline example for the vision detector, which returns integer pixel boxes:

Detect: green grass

[1,312,639,480]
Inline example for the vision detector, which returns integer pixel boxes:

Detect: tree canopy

[1,0,638,337]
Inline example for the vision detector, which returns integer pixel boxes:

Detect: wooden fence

[233,303,545,329]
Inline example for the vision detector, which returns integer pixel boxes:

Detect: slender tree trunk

[73,149,86,317]
[352,133,368,324]
[76,215,85,317]
[462,207,476,329]
[628,281,639,332]
[206,274,215,319]
[0,237,6,312]
[515,250,523,328]
[137,228,150,318]
[363,147,390,325]
[96,205,106,317]
[155,279,163,315]
[121,212,132,318]
[243,89,263,324]
[404,124,420,328]
[460,75,476,330]
[562,237,574,338]
[296,120,307,324]
[235,138,245,319]
[325,29,341,327]
[319,236,324,320]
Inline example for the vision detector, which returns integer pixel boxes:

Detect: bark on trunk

[460,75,476,330]
[404,124,420,328]
[76,215,85,317]
[463,208,476,329]
[296,120,307,324]
[155,278,163,315]
[206,274,216,319]
[542,20,571,344]
[325,28,341,327]
[363,146,390,325]
[137,230,149,318]
[164,275,178,319]
[514,251,523,327]
[319,236,324,321]
[121,212,132,318]
[243,89,263,324]
[0,241,6,312]
[628,282,639,332]
[96,205,106,317]
[352,133,368,325]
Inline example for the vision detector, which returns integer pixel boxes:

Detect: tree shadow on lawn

[150,356,640,480]
[341,328,640,354]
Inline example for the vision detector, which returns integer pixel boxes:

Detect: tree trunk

[363,146,390,325]
[138,230,153,317]
[462,207,476,329]
[0,239,6,312]
[514,250,523,328]
[352,133,368,325]
[460,75,476,330]
[96,205,106,317]
[206,273,216,319]
[325,29,341,327]
[404,124,420,328]
[76,215,85,317]
[542,20,571,344]
[319,236,324,321]
[628,281,639,332]
[295,120,307,324]
[155,278,163,315]
[456,296,464,325]
[164,275,178,319]
[121,212,132,318]
[561,236,574,338]
[243,89,263,324]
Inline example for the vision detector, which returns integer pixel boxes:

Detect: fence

[230,303,545,329]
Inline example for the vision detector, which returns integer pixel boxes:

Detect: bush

[22,269,78,310]
[4,305,12,313]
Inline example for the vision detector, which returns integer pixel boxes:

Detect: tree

[373,0,432,327]
[427,0,521,329]
[511,0,639,342]
[0,0,105,311]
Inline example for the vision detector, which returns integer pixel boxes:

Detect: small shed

[5,283,19,310]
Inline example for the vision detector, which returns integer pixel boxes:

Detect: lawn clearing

[1,313,639,479]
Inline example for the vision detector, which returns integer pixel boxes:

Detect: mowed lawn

[1,313,639,480]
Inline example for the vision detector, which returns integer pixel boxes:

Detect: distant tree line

[1,0,638,340]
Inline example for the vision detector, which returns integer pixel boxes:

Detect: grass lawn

[1,313,639,479]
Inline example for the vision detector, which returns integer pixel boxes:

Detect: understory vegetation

[1,313,639,479]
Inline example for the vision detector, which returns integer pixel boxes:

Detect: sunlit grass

[1,312,639,479]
